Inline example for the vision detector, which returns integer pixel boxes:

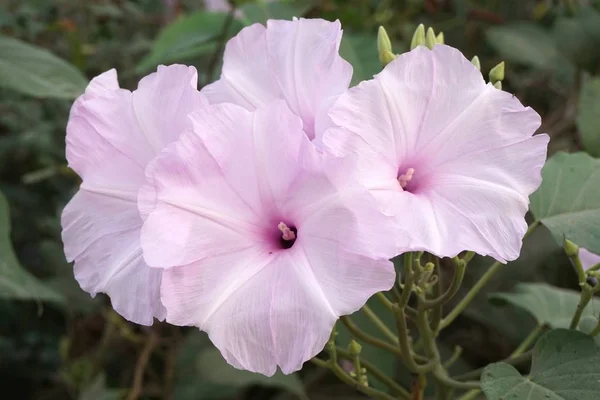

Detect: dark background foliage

[1,0,600,399]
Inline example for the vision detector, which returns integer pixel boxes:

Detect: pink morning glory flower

[323,45,550,262]
[139,101,397,375]
[61,65,208,325]
[201,18,352,145]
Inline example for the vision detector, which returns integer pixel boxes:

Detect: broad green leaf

[136,11,242,74]
[0,191,63,302]
[578,316,600,346]
[486,23,575,80]
[339,33,381,86]
[0,34,87,99]
[481,329,600,400]
[489,282,599,329]
[577,75,600,157]
[239,1,312,26]
[173,331,307,400]
[530,152,600,254]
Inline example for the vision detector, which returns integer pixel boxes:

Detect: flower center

[278,222,297,249]
[398,167,415,189]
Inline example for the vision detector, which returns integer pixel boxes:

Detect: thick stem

[440,221,539,330]
[393,304,436,373]
[570,284,593,329]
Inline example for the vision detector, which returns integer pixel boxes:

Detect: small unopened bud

[410,24,426,50]
[564,238,580,258]
[380,50,396,67]
[471,56,481,71]
[436,32,445,44]
[378,26,393,66]
[348,339,362,356]
[425,27,436,49]
[587,276,598,287]
[489,61,505,83]
[493,81,502,90]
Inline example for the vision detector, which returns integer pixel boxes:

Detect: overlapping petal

[140,101,396,374]
[202,18,352,142]
[61,65,207,325]
[324,45,549,261]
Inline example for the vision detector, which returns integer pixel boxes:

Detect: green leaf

[486,23,575,80]
[239,1,312,26]
[173,331,307,400]
[481,329,600,400]
[336,294,396,392]
[530,152,600,254]
[0,191,63,303]
[489,282,599,329]
[339,33,381,86]
[577,75,600,157]
[136,11,242,74]
[578,316,600,346]
[0,34,87,99]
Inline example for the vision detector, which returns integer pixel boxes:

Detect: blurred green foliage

[2,0,600,399]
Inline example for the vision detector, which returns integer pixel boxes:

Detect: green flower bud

[410,24,426,50]
[377,26,392,55]
[489,61,505,83]
[564,238,580,258]
[436,32,445,44]
[425,27,436,49]
[348,339,362,356]
[380,50,396,67]
[493,81,502,90]
[471,56,481,71]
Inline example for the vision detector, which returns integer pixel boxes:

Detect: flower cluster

[61,18,548,375]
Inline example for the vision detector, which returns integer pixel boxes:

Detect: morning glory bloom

[139,101,397,375]
[202,18,352,145]
[323,45,549,262]
[61,65,208,325]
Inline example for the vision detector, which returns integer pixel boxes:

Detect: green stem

[570,284,593,329]
[311,357,398,400]
[430,257,444,334]
[375,291,394,312]
[362,304,398,344]
[512,324,545,357]
[339,316,402,357]
[336,347,411,399]
[433,365,480,390]
[440,221,540,330]
[421,259,467,309]
[443,346,463,369]
[393,304,436,373]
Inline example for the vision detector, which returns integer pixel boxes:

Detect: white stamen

[398,168,415,189]
[278,222,296,241]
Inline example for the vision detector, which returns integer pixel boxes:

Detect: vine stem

[440,221,540,330]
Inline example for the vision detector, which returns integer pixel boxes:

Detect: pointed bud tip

[489,61,505,83]
[410,24,426,50]
[425,27,436,49]
[471,56,481,71]
[436,32,445,44]
[564,238,580,257]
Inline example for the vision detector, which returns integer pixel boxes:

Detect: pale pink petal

[201,24,281,109]
[324,45,549,261]
[266,18,352,141]
[62,65,206,324]
[62,191,164,324]
[202,19,352,141]
[580,248,600,271]
[142,101,397,374]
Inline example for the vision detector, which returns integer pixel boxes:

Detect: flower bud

[493,81,502,90]
[564,238,580,258]
[425,27,436,49]
[471,56,481,71]
[489,61,505,83]
[381,50,396,67]
[348,339,362,356]
[410,24,426,50]
[436,32,445,44]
